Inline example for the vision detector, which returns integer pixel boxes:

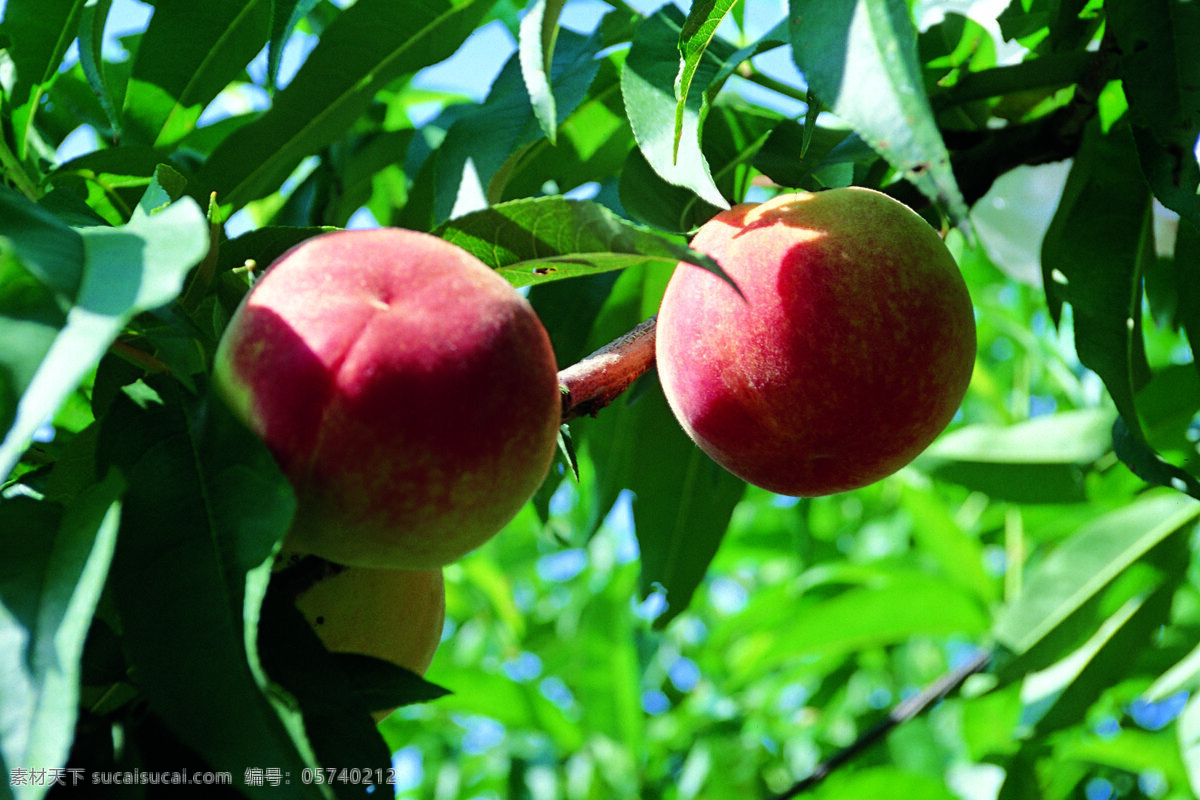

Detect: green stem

[738,67,810,107]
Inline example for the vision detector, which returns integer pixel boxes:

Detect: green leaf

[992,491,1200,657]
[731,573,989,677]
[123,0,272,146]
[76,0,121,139]
[518,0,569,143]
[813,766,963,800]
[0,473,123,800]
[266,0,321,92]
[627,380,746,629]
[196,0,494,210]
[1108,0,1200,228]
[254,591,404,798]
[434,196,721,289]
[918,408,1116,503]
[1176,219,1200,374]
[98,380,325,798]
[1179,690,1200,796]
[0,0,87,158]
[1022,584,1175,736]
[622,6,729,210]
[788,0,968,224]
[434,26,601,221]
[0,184,208,484]
[675,0,737,160]
[1041,119,1155,435]
[900,483,998,606]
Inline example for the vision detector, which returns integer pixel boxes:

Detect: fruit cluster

[212,187,974,723]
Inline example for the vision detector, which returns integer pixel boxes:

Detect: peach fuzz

[655,187,976,497]
[213,228,561,568]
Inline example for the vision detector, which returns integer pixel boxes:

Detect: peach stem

[558,314,658,423]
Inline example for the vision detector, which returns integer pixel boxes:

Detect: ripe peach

[213,228,561,568]
[294,566,446,722]
[655,187,975,496]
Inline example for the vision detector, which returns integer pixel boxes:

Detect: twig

[770,648,992,799]
[558,315,659,423]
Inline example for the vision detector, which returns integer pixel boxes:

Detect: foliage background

[2,0,1200,799]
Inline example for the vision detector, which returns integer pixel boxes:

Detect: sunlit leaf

[518,0,569,143]
[918,408,1115,503]
[123,0,272,146]
[789,0,968,224]
[993,491,1200,657]
[622,6,729,210]
[197,0,494,209]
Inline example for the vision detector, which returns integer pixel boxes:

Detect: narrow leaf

[674,0,737,160]
[1108,0,1200,228]
[0,0,86,157]
[518,0,570,143]
[628,381,746,629]
[0,473,123,800]
[918,408,1116,503]
[0,184,208,482]
[1041,120,1154,435]
[123,0,272,146]
[992,491,1200,657]
[99,380,328,798]
[196,0,494,210]
[76,0,121,138]
[622,6,729,210]
[789,0,968,224]
[434,196,722,288]
[266,0,322,91]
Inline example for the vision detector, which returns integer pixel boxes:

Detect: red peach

[655,187,975,496]
[213,228,561,568]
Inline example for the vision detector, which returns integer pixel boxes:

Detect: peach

[213,228,561,568]
[294,566,446,722]
[655,187,975,496]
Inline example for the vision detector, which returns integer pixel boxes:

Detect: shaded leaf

[76,0,121,138]
[0,0,86,157]
[1022,584,1176,736]
[1042,119,1154,433]
[434,196,721,288]
[266,0,322,92]
[255,591,410,799]
[1108,0,1200,228]
[98,379,326,797]
[0,473,123,800]
[627,380,746,629]
[434,26,601,221]
[789,0,968,223]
